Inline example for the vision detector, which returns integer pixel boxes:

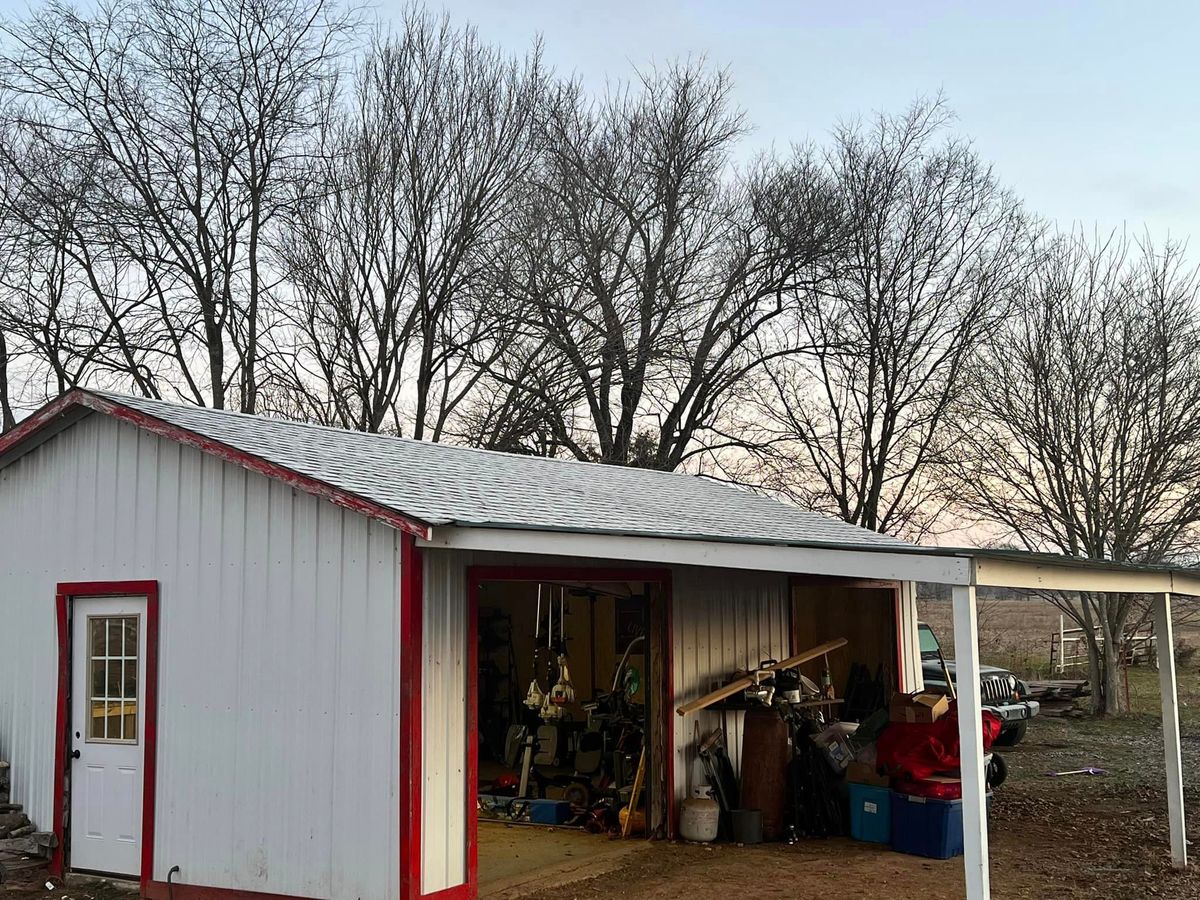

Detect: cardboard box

[890,691,949,724]
[846,761,891,788]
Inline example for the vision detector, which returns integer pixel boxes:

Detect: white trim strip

[419,527,974,584]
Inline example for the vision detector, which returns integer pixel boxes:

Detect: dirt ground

[5,638,1197,900]
[501,665,1200,900]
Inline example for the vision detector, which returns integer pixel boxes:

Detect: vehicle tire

[993,720,1028,747]
[987,752,1008,789]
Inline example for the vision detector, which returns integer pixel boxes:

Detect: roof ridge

[87,389,713,480]
[78,388,910,548]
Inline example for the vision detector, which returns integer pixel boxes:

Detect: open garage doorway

[467,567,670,898]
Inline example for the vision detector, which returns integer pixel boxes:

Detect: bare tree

[272,9,545,436]
[484,63,841,468]
[951,231,1200,713]
[735,98,1029,537]
[1,0,347,411]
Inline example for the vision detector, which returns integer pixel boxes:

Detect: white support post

[1155,592,1188,868]
[952,583,990,900]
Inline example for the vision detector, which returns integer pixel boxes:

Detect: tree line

[2,0,1198,713]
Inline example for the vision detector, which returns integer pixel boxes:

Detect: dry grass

[917,596,1200,680]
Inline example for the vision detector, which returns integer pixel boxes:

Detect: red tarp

[876,700,1003,781]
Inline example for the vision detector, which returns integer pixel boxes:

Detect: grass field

[917,595,1200,680]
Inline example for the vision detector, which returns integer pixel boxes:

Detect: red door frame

[461,566,673,899]
[400,535,425,900]
[53,580,160,894]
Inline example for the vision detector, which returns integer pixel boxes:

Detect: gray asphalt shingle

[92,390,910,550]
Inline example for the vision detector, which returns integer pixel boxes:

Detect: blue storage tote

[848,783,891,844]
[890,791,992,859]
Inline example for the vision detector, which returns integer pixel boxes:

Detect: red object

[400,534,424,900]
[0,390,430,539]
[876,701,1002,781]
[893,778,965,801]
[53,581,159,894]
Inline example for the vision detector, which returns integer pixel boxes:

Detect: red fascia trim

[1,391,431,540]
[400,535,424,900]
[53,580,160,893]
[0,393,80,459]
[143,881,317,900]
[78,392,430,540]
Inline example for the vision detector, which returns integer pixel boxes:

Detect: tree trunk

[0,328,15,432]
[1101,637,1127,715]
[1084,632,1104,716]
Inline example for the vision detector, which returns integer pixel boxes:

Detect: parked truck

[918,621,1040,746]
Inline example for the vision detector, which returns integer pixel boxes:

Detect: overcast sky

[424,0,1198,247]
[0,0,1192,243]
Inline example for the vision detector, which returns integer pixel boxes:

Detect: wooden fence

[1049,616,1157,673]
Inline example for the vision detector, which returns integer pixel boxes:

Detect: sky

[408,0,1200,246]
[0,0,1192,241]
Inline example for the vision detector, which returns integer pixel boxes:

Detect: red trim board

[0,390,431,540]
[401,534,425,900]
[463,566,673,894]
[465,574,480,900]
[53,580,160,894]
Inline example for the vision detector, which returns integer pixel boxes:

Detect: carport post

[1155,592,1187,868]
[952,583,990,900]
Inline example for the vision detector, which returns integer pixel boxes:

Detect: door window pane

[86,615,139,743]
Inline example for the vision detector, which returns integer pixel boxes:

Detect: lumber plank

[675,637,848,716]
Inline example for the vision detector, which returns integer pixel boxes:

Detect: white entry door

[69,596,147,876]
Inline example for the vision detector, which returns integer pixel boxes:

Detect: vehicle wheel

[993,720,1028,747]
[987,752,1008,789]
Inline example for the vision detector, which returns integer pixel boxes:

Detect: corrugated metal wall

[670,567,792,804]
[420,548,471,894]
[0,414,401,899]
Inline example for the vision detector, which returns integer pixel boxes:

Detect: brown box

[889,691,949,724]
[846,761,890,787]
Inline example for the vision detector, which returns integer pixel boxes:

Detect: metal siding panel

[670,567,791,805]
[421,548,470,894]
[0,415,401,900]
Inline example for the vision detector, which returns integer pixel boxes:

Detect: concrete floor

[478,821,645,899]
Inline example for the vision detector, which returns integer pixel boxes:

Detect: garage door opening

[469,570,669,898]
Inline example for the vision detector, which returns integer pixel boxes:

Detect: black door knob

[70,749,80,759]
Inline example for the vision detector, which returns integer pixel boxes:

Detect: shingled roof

[1,389,910,550]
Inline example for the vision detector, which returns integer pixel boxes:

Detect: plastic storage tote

[848,783,891,844]
[890,790,992,859]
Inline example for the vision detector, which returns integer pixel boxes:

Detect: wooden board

[675,638,848,716]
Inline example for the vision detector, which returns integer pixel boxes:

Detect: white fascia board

[1168,573,1200,599]
[972,555,1197,595]
[418,526,973,584]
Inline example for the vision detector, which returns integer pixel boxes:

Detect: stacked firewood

[0,760,37,839]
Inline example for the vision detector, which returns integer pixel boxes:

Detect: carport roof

[0,389,909,550]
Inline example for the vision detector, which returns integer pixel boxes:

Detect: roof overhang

[420,526,1200,597]
[970,551,1200,597]
[419,526,974,583]
[0,390,432,540]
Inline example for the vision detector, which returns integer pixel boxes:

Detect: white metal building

[0,389,1189,900]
